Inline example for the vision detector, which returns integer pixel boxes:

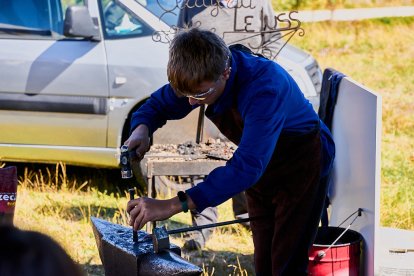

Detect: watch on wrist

[177,191,189,213]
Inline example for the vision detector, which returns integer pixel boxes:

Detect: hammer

[152,216,254,253]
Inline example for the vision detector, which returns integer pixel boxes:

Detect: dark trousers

[246,129,327,276]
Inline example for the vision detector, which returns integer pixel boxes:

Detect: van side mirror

[64,6,100,41]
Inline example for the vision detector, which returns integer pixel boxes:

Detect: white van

[0,0,322,168]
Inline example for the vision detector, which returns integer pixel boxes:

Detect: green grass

[3,15,414,276]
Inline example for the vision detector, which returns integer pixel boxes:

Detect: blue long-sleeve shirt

[131,48,334,212]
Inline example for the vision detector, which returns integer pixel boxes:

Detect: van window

[0,0,85,38]
[100,0,154,39]
[138,0,179,26]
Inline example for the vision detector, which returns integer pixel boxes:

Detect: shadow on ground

[81,250,254,276]
[183,250,255,275]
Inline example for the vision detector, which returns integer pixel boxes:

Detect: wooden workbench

[140,154,226,200]
[139,154,227,232]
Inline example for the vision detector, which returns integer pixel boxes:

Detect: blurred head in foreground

[0,226,84,276]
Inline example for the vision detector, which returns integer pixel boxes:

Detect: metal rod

[318,209,362,259]
[196,105,205,144]
[389,248,414,253]
[128,188,138,242]
[167,216,254,235]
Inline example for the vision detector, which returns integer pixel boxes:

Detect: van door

[0,0,109,149]
[100,0,202,146]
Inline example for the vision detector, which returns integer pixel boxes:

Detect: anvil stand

[140,105,227,233]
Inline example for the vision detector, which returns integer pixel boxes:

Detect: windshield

[99,0,179,38]
[135,0,180,26]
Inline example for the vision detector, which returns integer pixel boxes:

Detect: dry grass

[9,162,254,275]
[13,163,129,275]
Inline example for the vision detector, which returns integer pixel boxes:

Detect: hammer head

[152,226,170,253]
[120,145,133,179]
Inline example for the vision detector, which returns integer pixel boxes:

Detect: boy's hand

[124,124,150,161]
[127,197,181,230]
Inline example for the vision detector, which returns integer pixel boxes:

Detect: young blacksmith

[177,0,284,250]
[126,27,335,275]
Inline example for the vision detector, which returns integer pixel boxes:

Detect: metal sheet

[329,77,382,275]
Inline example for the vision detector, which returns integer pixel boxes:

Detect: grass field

[290,17,414,230]
[3,15,414,276]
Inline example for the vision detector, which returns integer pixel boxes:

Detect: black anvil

[91,217,202,276]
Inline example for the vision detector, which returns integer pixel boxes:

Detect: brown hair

[168,27,230,96]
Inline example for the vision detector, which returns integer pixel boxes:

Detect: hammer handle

[167,217,254,235]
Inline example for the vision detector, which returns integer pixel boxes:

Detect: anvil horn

[90,217,202,276]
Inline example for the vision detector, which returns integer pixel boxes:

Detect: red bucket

[308,227,363,276]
